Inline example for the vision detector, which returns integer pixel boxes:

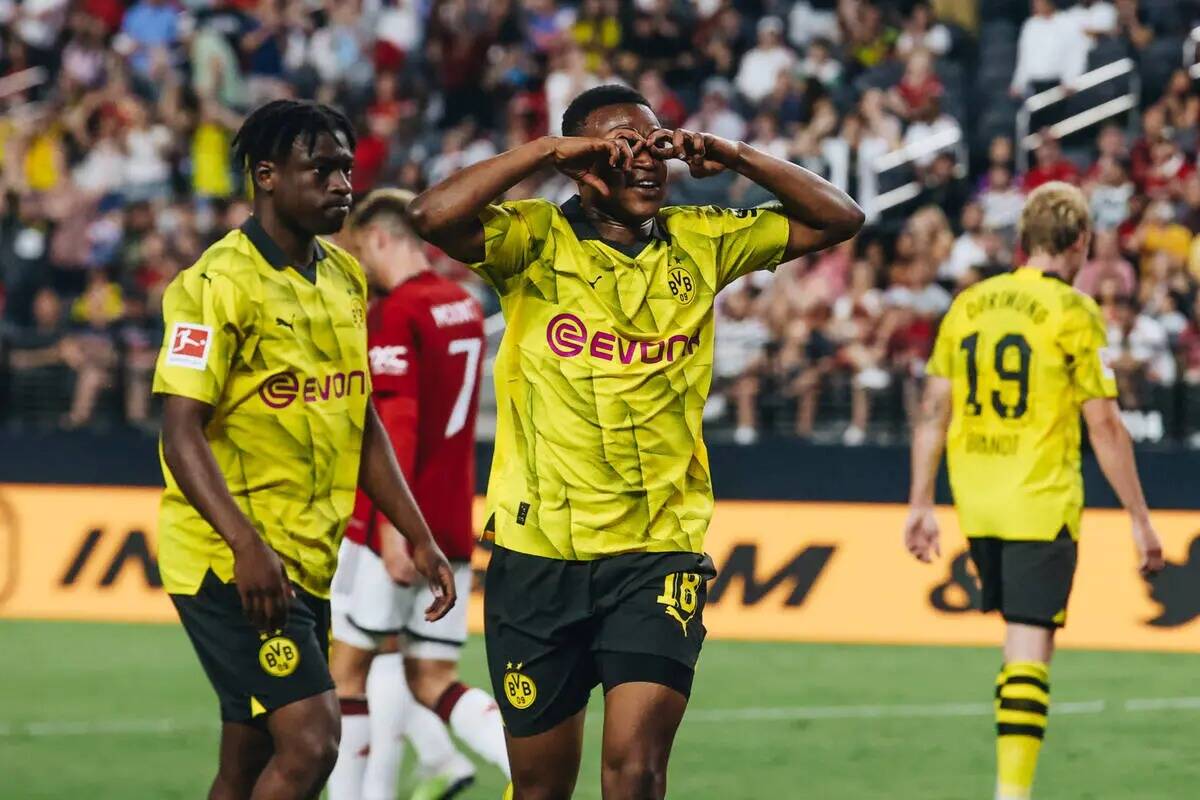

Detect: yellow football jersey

[927,267,1118,541]
[153,218,371,598]
[473,196,790,560]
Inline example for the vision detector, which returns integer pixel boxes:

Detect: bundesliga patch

[166,323,213,370]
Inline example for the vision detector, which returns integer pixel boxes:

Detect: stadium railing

[1016,59,1140,172]
[866,127,968,219]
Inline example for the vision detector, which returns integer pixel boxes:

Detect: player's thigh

[327,639,375,697]
[169,571,335,725]
[599,681,688,796]
[506,708,587,800]
[1000,527,1078,629]
[213,720,274,794]
[264,688,341,765]
[484,546,596,739]
[402,561,473,704]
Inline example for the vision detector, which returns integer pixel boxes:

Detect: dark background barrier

[0,431,1193,509]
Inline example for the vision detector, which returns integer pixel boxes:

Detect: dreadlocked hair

[231,99,357,177]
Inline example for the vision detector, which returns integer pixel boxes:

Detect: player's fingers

[688,131,705,161]
[673,128,687,160]
[243,588,266,631]
[615,139,636,172]
[648,129,674,158]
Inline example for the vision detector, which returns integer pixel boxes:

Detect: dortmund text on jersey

[926,267,1118,542]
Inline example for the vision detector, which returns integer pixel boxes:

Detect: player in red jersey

[328,189,510,800]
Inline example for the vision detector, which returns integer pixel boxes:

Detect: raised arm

[161,394,293,631]
[1081,397,1164,576]
[651,130,865,260]
[407,136,632,263]
[358,400,457,620]
[905,375,953,562]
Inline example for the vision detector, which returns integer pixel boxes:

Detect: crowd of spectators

[3,0,1200,446]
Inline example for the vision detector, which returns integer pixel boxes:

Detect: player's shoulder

[659,204,770,235]
[165,230,262,299]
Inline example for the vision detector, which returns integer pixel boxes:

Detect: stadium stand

[3,0,1200,447]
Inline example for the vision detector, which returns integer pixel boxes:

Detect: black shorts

[968,527,1078,629]
[171,570,334,724]
[484,546,716,738]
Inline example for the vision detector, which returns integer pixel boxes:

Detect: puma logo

[664,605,693,636]
[276,317,295,330]
[1146,534,1200,627]
[199,273,212,282]
[587,275,603,289]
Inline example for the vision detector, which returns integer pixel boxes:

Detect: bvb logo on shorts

[258,634,300,678]
[503,662,537,709]
[667,262,696,306]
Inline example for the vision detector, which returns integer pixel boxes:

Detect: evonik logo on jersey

[259,370,368,409]
[546,313,700,364]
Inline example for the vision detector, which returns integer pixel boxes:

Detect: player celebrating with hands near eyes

[409,85,864,800]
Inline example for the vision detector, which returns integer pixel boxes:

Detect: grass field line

[4,696,1200,738]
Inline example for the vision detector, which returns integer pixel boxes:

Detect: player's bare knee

[511,778,575,800]
[275,728,340,786]
[600,755,666,800]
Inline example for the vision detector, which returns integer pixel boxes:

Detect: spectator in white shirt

[902,98,962,169]
[1010,0,1088,97]
[1062,0,1118,47]
[942,202,989,282]
[735,16,795,107]
[684,78,748,143]
[979,164,1026,236]
[896,2,952,59]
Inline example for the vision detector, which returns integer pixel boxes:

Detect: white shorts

[331,538,473,661]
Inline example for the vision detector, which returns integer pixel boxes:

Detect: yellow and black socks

[994,661,1050,800]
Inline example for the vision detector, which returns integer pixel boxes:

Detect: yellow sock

[995,661,1050,800]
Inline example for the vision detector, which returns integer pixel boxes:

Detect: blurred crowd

[3,0,1200,446]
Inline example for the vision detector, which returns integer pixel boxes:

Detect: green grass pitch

[3,620,1199,799]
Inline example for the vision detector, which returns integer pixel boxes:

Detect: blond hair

[347,188,417,236]
[1019,181,1090,256]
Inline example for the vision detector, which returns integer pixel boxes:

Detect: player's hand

[379,521,418,586]
[232,534,294,632]
[410,539,457,621]
[1133,517,1165,577]
[904,506,941,563]
[647,128,734,178]
[550,136,636,198]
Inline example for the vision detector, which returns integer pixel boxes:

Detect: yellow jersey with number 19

[926,267,1117,542]
[152,217,371,599]
[472,196,790,561]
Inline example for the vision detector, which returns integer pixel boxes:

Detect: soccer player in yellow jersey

[906,182,1165,800]
[409,85,864,798]
[152,100,455,800]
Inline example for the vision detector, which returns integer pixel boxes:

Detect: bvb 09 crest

[503,662,537,709]
[667,262,696,306]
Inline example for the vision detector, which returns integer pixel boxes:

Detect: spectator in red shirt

[1141,137,1195,199]
[1023,136,1080,191]
[1130,104,1167,187]
[1082,123,1129,186]
[887,48,943,121]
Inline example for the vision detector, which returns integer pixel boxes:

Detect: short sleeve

[1061,296,1118,401]
[470,199,552,293]
[152,268,250,405]
[925,300,958,379]
[713,207,791,289]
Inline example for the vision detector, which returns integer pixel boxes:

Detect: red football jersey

[346,271,485,561]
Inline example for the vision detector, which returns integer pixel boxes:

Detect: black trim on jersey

[346,614,404,637]
[240,216,328,284]
[559,195,668,258]
[1038,269,1070,286]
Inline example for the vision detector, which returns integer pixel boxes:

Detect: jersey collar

[559,195,668,258]
[1017,265,1071,286]
[240,216,328,283]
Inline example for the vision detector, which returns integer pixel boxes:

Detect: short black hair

[561,85,653,137]
[232,99,357,176]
